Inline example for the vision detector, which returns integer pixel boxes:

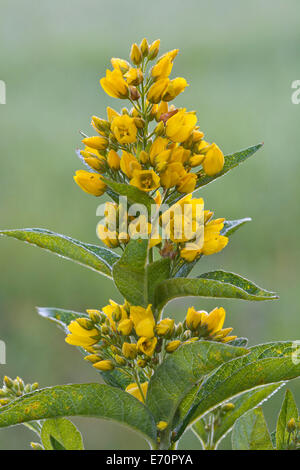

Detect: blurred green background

[0,0,300,450]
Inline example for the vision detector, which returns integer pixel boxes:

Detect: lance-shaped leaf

[220,218,251,237]
[276,389,299,450]
[232,407,273,450]
[175,341,299,440]
[37,307,130,389]
[0,228,119,279]
[112,238,170,308]
[173,218,251,278]
[41,418,84,450]
[155,270,278,310]
[145,341,248,426]
[166,143,263,205]
[193,383,281,449]
[0,384,157,446]
[103,179,156,215]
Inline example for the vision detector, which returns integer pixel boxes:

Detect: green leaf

[112,239,170,308]
[145,341,248,426]
[221,218,251,237]
[173,218,251,278]
[276,389,298,450]
[41,418,84,450]
[232,407,273,450]
[166,144,263,205]
[193,384,281,449]
[155,270,278,310]
[175,341,300,440]
[37,307,130,389]
[0,384,157,446]
[0,228,119,279]
[103,179,155,214]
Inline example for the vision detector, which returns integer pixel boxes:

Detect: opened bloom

[65,319,100,347]
[130,305,155,338]
[111,114,137,144]
[130,169,160,192]
[100,69,129,99]
[202,143,225,176]
[166,109,197,143]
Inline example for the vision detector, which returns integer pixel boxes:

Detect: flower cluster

[74,38,224,199]
[65,301,236,403]
[0,376,39,407]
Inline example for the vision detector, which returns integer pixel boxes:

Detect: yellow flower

[120,151,141,178]
[125,68,143,86]
[100,69,129,99]
[149,137,169,166]
[140,38,149,57]
[65,319,100,347]
[176,172,197,193]
[91,116,110,135]
[147,79,170,104]
[148,39,160,60]
[118,319,133,336]
[166,109,197,143]
[107,149,120,170]
[137,337,157,357]
[157,421,168,431]
[106,106,120,122]
[111,115,137,144]
[82,136,108,150]
[202,218,228,255]
[122,342,137,359]
[160,162,186,189]
[162,78,188,102]
[103,300,128,330]
[126,382,148,403]
[165,340,181,353]
[80,146,106,172]
[185,306,236,342]
[74,170,106,196]
[110,58,130,73]
[189,154,205,167]
[186,307,204,330]
[130,169,160,192]
[130,43,142,65]
[93,360,114,371]
[130,305,155,338]
[97,225,119,249]
[202,143,224,176]
[156,318,174,336]
[152,56,173,80]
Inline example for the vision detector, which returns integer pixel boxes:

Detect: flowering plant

[0,39,300,451]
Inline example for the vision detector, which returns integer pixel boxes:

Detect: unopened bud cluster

[0,376,39,407]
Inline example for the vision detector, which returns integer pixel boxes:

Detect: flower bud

[134,117,145,129]
[122,342,138,359]
[129,86,141,101]
[139,151,149,164]
[154,121,165,136]
[107,149,120,170]
[77,318,95,330]
[156,318,174,337]
[140,38,149,57]
[148,39,160,60]
[110,58,130,73]
[87,310,101,324]
[84,354,102,363]
[93,360,115,371]
[165,340,181,353]
[287,418,297,433]
[157,421,168,431]
[91,116,110,135]
[130,43,142,65]
[222,403,235,412]
[4,376,14,389]
[114,355,127,366]
[82,136,108,150]
[125,68,143,86]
